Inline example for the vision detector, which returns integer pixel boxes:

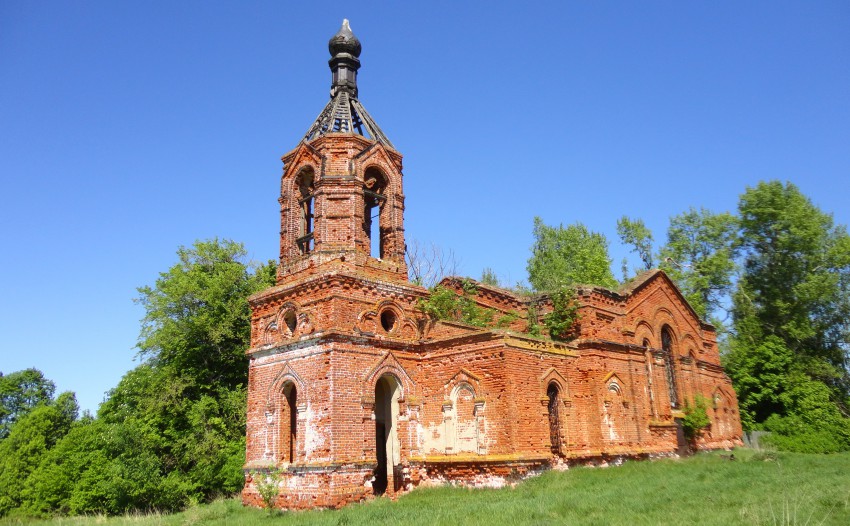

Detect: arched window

[283,309,297,336]
[661,326,679,409]
[280,382,297,463]
[547,382,562,455]
[363,167,387,258]
[380,308,397,333]
[296,168,315,254]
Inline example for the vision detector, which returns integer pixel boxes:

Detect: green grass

[4,450,849,526]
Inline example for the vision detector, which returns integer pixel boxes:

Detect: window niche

[296,168,315,254]
[363,167,388,259]
[280,382,298,463]
[283,309,297,337]
[451,384,478,454]
[380,309,397,333]
[661,326,679,409]
[547,382,562,455]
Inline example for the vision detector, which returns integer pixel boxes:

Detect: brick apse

[242,20,743,510]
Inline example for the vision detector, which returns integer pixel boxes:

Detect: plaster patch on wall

[603,405,620,442]
[304,406,328,461]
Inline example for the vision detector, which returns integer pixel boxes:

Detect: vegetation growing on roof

[418,278,580,342]
[417,279,495,328]
[542,287,580,342]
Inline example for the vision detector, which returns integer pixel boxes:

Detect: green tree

[135,239,276,391]
[0,392,77,516]
[658,208,738,321]
[0,369,56,439]
[527,217,617,291]
[727,181,850,447]
[724,336,796,429]
[616,216,654,277]
[83,239,275,513]
[480,267,500,287]
[734,182,850,366]
[20,417,191,516]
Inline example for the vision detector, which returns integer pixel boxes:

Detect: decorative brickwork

[243,20,743,510]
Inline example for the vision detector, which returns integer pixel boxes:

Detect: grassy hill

[4,449,849,526]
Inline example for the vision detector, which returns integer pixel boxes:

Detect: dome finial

[329,19,361,58]
[328,19,362,97]
[304,21,393,146]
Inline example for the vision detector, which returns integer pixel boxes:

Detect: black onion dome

[303,20,394,148]
[328,19,361,58]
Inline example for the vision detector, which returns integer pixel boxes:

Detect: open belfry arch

[242,20,743,510]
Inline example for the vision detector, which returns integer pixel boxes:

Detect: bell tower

[245,22,425,508]
[245,20,745,512]
[277,19,407,284]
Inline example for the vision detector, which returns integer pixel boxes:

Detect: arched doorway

[374,375,400,495]
[547,382,562,455]
[280,382,297,463]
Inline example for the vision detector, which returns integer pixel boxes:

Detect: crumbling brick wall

[243,134,742,511]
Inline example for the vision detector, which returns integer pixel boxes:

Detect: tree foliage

[96,239,275,510]
[0,239,275,517]
[0,392,77,516]
[135,239,276,391]
[726,182,850,445]
[609,182,850,452]
[658,208,738,321]
[0,368,56,440]
[542,288,580,342]
[681,394,711,442]
[480,267,500,287]
[617,216,654,277]
[418,280,495,328]
[733,182,850,371]
[527,217,617,291]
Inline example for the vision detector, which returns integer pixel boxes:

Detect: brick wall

[243,135,743,510]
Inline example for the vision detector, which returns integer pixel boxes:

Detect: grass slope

[4,450,849,525]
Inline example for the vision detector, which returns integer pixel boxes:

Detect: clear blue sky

[2,1,848,414]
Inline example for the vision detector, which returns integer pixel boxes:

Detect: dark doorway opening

[674,418,690,456]
[374,375,399,495]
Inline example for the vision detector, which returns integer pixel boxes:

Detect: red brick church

[242,20,743,510]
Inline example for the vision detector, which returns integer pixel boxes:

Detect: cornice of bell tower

[276,21,407,286]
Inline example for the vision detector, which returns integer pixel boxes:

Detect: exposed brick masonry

[242,23,742,511]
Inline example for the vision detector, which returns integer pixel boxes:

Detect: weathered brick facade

[242,20,743,510]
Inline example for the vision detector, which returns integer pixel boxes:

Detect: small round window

[380,310,397,333]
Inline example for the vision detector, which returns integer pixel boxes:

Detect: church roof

[302,20,395,149]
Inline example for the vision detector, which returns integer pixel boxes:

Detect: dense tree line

[0,240,275,517]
